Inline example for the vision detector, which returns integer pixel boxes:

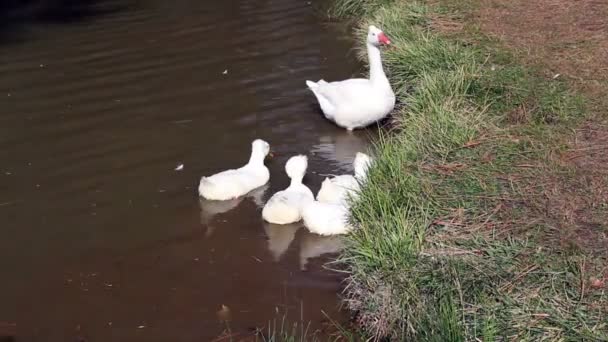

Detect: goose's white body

[306,26,395,131]
[316,152,373,204]
[198,139,270,201]
[262,155,314,224]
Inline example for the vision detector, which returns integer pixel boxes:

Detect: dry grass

[477,0,608,100]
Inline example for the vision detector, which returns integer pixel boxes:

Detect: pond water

[0,0,375,340]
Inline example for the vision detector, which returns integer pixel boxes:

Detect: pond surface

[0,0,375,340]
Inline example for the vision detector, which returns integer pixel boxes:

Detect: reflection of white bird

[313,132,369,171]
[263,222,301,262]
[199,184,268,238]
[299,233,344,271]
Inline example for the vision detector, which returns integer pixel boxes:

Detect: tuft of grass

[225,309,365,342]
[330,0,607,341]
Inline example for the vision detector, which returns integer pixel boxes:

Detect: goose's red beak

[378,32,391,45]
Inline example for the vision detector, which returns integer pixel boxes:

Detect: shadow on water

[0,0,128,43]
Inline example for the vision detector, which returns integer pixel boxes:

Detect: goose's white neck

[367,43,388,84]
[289,178,303,188]
[248,149,266,166]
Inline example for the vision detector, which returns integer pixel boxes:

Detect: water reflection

[312,130,371,171]
[263,222,301,261]
[299,233,344,271]
[199,184,268,237]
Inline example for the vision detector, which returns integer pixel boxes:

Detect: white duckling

[301,196,352,236]
[306,25,395,130]
[316,152,373,205]
[302,152,373,236]
[262,155,314,224]
[198,139,271,200]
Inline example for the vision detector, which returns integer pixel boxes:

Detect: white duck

[198,139,271,200]
[301,191,353,236]
[316,152,373,205]
[306,25,395,131]
[302,152,373,236]
[262,155,314,224]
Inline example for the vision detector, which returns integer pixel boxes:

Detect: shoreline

[332,0,608,340]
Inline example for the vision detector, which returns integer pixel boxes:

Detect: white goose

[316,152,373,205]
[262,155,314,224]
[198,139,271,200]
[306,25,395,131]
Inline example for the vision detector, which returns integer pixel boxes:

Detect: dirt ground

[476,0,607,271]
[477,0,608,98]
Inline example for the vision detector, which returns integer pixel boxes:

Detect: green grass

[329,0,607,341]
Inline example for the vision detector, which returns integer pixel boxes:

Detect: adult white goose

[306,25,395,131]
[198,139,271,200]
[316,152,373,205]
[262,155,314,224]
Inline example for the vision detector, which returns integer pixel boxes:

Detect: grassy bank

[331,0,608,340]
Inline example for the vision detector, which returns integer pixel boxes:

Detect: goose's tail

[198,177,216,198]
[305,80,318,89]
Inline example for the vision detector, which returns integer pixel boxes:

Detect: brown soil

[477,0,608,99]
[475,0,608,262]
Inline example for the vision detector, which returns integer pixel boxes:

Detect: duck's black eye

[372,33,376,36]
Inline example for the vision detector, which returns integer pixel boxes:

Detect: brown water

[0,0,373,340]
